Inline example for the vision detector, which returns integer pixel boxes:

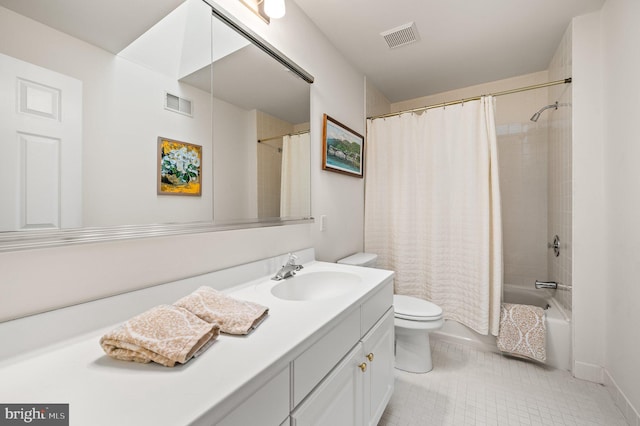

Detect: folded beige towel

[100,305,219,367]
[497,303,546,363]
[174,286,269,335]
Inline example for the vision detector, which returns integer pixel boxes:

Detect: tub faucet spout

[535,280,558,290]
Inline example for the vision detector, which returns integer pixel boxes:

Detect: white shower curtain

[280,132,310,217]
[364,97,503,336]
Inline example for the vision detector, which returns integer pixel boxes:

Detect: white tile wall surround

[498,121,549,288]
[547,24,573,315]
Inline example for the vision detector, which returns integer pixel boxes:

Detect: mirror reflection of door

[0,53,82,231]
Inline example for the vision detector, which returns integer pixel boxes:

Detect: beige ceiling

[292,0,605,102]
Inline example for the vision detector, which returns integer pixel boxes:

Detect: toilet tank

[337,252,378,268]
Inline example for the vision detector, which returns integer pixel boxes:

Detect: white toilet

[337,253,444,373]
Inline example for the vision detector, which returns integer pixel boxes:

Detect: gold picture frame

[157,137,202,196]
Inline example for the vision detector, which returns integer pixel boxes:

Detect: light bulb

[264,0,285,19]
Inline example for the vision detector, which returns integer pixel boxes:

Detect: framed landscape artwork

[322,114,365,178]
[157,137,202,196]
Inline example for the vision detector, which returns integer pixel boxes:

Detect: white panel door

[0,53,82,231]
[292,343,364,426]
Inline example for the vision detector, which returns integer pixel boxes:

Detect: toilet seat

[394,295,443,321]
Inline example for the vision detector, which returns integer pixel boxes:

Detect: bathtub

[431,284,572,371]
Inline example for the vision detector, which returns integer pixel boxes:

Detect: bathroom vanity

[0,249,394,425]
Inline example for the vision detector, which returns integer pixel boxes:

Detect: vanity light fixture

[264,0,286,19]
[239,0,286,23]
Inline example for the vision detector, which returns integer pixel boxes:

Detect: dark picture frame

[322,114,365,178]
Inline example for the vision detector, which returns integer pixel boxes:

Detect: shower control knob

[547,235,560,257]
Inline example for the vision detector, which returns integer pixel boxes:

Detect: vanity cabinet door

[292,309,361,406]
[291,343,365,426]
[291,308,395,426]
[362,308,395,426]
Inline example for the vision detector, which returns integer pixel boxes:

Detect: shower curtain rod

[368,78,572,120]
[257,130,310,143]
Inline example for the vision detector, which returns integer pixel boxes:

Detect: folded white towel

[174,286,269,335]
[497,303,546,363]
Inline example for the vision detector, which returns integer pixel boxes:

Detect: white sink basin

[270,271,362,301]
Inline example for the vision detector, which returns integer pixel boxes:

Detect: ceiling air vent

[165,92,192,117]
[381,22,420,49]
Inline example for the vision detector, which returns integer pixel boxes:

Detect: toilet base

[394,326,434,373]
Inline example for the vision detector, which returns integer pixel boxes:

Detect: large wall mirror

[0,0,313,250]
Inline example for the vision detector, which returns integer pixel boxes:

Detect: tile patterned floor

[379,339,627,426]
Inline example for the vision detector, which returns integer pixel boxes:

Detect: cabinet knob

[367,353,374,362]
[358,362,367,372]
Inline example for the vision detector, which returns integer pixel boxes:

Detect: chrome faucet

[272,253,304,281]
[535,280,558,290]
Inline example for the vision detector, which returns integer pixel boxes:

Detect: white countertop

[0,258,394,425]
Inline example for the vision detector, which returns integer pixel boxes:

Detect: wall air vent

[165,92,192,117]
[380,22,420,49]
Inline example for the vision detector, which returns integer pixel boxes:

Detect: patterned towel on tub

[174,286,269,335]
[497,303,546,363]
[100,305,220,367]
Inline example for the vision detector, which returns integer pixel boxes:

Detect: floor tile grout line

[379,339,628,426]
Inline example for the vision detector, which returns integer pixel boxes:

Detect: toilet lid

[394,295,443,321]
[337,252,377,267]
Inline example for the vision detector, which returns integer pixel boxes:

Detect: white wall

[0,0,366,321]
[365,77,391,118]
[212,98,257,221]
[600,0,640,419]
[572,1,640,422]
[571,12,607,384]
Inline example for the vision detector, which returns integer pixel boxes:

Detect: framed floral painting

[157,137,202,196]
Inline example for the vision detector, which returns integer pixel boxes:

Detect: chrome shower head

[530,111,542,122]
[530,101,559,122]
